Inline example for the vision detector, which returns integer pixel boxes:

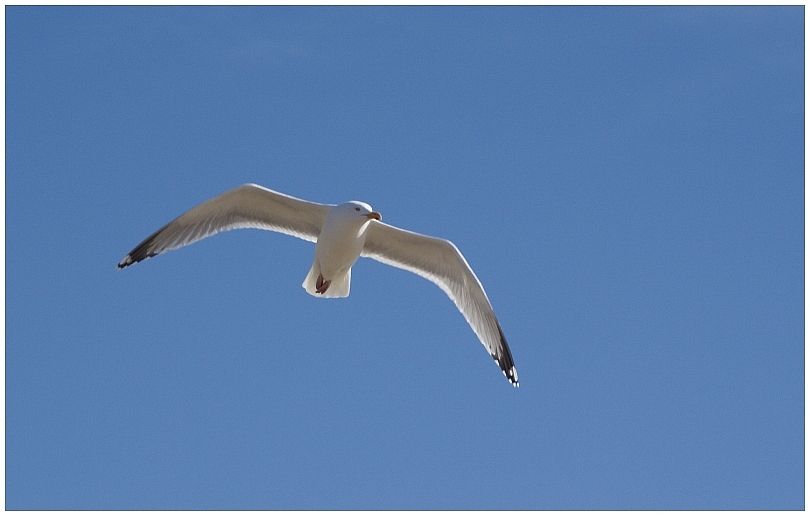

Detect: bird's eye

[355,207,360,211]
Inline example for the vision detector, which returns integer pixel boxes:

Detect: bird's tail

[302,261,351,298]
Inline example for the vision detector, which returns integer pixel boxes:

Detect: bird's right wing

[118,183,331,268]
[362,220,518,386]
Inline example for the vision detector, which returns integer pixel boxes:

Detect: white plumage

[118,183,518,387]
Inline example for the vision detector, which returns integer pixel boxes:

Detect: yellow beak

[366,212,382,221]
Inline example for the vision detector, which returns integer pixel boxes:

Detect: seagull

[118,184,518,387]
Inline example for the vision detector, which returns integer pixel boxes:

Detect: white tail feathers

[302,261,352,298]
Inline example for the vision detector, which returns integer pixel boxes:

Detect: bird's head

[341,201,382,222]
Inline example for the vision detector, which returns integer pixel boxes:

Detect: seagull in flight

[118,184,518,387]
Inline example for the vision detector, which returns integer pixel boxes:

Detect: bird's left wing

[118,183,331,268]
[362,221,518,387]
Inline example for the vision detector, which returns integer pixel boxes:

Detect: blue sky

[5,6,804,510]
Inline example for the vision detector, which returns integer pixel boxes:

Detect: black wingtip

[493,322,519,387]
[117,251,156,269]
[118,230,163,269]
[494,357,519,387]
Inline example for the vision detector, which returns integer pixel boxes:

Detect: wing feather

[362,221,518,386]
[118,183,330,268]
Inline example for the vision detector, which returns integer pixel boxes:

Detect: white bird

[118,183,518,387]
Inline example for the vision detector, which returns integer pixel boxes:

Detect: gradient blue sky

[5,6,804,510]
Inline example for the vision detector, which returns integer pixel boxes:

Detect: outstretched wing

[118,183,331,268]
[362,221,518,387]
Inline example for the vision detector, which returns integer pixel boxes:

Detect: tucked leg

[315,273,331,294]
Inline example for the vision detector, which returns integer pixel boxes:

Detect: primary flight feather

[118,183,518,387]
